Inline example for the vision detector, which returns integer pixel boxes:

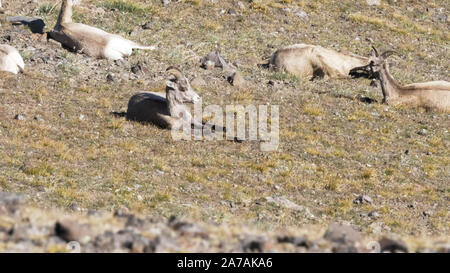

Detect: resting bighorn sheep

[49,0,155,60]
[268,44,372,80]
[127,67,208,130]
[0,44,24,74]
[350,47,450,112]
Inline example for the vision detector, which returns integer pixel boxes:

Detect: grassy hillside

[0,0,448,251]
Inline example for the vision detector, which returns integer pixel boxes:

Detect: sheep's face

[166,77,200,104]
[349,48,395,79]
[350,59,380,79]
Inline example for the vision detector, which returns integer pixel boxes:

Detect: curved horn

[371,46,379,57]
[166,66,184,80]
[380,50,397,60]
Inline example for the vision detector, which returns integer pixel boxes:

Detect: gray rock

[236,1,246,10]
[0,192,26,214]
[190,76,206,88]
[324,223,362,245]
[277,236,313,248]
[0,192,26,206]
[422,210,433,217]
[379,237,408,253]
[142,22,153,30]
[241,235,266,252]
[33,116,44,122]
[7,16,45,34]
[366,0,380,6]
[353,195,373,205]
[55,220,91,243]
[264,196,314,218]
[14,114,26,121]
[417,128,427,135]
[368,211,380,218]
[294,10,308,19]
[106,74,115,82]
[168,216,208,238]
[200,51,228,69]
[227,71,246,88]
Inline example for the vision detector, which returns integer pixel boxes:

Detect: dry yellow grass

[0,0,448,248]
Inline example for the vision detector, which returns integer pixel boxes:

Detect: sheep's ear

[166,80,178,90]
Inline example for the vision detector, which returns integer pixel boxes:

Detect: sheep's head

[350,46,396,78]
[165,66,201,104]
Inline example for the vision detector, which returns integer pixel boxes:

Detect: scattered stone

[366,0,381,6]
[106,73,115,82]
[190,76,206,88]
[7,16,46,34]
[59,112,65,119]
[125,215,146,228]
[204,60,216,70]
[200,51,227,69]
[264,196,313,218]
[324,223,362,246]
[227,8,237,15]
[68,203,80,212]
[368,211,380,218]
[353,195,373,205]
[168,216,208,238]
[55,220,91,243]
[114,207,131,218]
[79,114,85,121]
[0,192,26,214]
[236,1,246,10]
[227,71,246,88]
[142,22,153,30]
[294,10,308,20]
[332,244,359,253]
[432,13,448,23]
[33,115,44,122]
[417,128,427,135]
[14,114,25,121]
[131,63,144,75]
[369,222,391,234]
[277,236,312,248]
[422,210,433,217]
[379,237,408,253]
[241,236,266,252]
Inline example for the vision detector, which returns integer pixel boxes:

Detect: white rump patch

[103,37,134,60]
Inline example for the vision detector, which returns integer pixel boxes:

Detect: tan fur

[269,44,370,80]
[127,67,203,130]
[49,0,154,60]
[0,44,24,74]
[351,48,450,112]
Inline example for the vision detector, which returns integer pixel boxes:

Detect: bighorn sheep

[49,0,155,60]
[127,67,207,130]
[268,44,372,80]
[350,47,450,112]
[0,44,24,74]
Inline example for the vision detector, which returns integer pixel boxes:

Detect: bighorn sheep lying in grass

[0,44,24,74]
[268,44,372,80]
[49,0,155,60]
[350,47,450,112]
[127,67,207,130]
